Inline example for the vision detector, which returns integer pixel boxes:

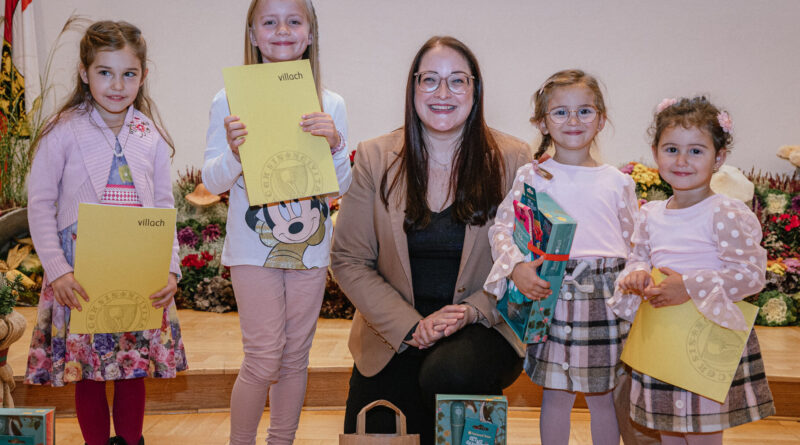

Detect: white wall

[33,0,800,176]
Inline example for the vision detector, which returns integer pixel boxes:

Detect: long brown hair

[530,69,607,160]
[32,20,174,156]
[244,0,322,102]
[380,36,504,231]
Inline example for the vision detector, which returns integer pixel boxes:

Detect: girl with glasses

[484,69,638,445]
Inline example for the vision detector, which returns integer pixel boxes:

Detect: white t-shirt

[202,88,352,269]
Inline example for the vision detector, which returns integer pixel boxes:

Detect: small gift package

[496,184,576,343]
[435,395,507,445]
[0,408,54,445]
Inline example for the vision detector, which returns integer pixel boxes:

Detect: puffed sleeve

[609,202,654,321]
[682,199,766,330]
[201,89,243,195]
[483,162,538,299]
[618,174,638,247]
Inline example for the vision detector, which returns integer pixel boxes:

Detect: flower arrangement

[171,168,234,313]
[620,161,673,203]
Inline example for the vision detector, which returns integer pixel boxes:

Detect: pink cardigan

[27,105,180,281]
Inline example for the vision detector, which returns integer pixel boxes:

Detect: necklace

[91,112,132,159]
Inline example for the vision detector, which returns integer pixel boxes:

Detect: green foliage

[0,274,21,315]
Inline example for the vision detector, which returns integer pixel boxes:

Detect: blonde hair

[33,20,173,156]
[244,0,322,103]
[530,69,607,160]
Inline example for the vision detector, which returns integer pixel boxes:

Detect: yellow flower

[767,262,786,275]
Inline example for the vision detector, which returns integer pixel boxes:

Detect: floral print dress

[25,138,187,386]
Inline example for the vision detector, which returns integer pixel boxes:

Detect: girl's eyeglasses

[414,71,475,95]
[547,106,598,124]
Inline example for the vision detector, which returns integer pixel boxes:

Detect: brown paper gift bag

[339,400,420,445]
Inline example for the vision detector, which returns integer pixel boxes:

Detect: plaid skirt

[630,329,775,432]
[525,257,629,393]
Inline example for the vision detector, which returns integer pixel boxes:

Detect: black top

[406,205,466,317]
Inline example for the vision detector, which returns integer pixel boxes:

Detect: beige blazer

[331,128,533,377]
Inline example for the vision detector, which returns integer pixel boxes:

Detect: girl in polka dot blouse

[485,70,639,445]
[611,96,774,444]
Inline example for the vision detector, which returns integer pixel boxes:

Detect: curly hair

[649,96,732,153]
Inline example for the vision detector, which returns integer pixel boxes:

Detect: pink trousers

[228,266,327,445]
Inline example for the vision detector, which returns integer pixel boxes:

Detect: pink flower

[620,163,635,174]
[656,98,677,113]
[717,111,733,133]
[783,258,800,273]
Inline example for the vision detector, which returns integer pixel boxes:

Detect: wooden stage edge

[8,308,800,418]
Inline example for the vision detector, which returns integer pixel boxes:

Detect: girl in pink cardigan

[24,21,185,445]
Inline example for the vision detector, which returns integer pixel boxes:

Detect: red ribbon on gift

[527,243,570,262]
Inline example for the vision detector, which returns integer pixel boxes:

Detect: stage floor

[9,307,800,383]
[8,307,800,443]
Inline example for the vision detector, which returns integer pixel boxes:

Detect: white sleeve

[201,89,243,195]
[682,199,766,330]
[483,163,537,299]
[325,92,352,196]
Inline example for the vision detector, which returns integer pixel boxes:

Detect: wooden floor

[51,409,800,444]
[8,307,800,443]
[10,308,800,381]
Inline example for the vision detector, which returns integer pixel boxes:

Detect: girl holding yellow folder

[201,1,352,443]
[24,21,186,445]
[612,97,774,444]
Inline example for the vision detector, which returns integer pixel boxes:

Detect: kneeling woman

[331,35,530,443]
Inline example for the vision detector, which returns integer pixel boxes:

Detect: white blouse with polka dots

[484,158,639,299]
[608,193,766,331]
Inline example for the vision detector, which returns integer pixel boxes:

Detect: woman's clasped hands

[408,304,477,349]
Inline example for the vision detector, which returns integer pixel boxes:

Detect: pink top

[27,105,180,281]
[484,158,638,298]
[608,194,767,330]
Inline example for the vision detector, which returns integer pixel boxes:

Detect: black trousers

[343,324,523,445]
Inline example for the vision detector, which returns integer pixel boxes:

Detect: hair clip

[717,111,733,133]
[656,98,677,113]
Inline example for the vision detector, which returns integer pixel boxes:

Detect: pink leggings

[75,378,145,445]
[540,388,620,445]
[228,266,327,445]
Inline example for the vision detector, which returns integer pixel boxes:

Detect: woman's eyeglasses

[414,71,475,95]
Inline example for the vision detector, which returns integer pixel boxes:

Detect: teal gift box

[0,408,55,445]
[0,436,35,445]
[435,395,507,445]
[496,184,576,343]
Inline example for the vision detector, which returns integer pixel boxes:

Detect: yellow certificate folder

[223,59,339,206]
[70,204,176,334]
[621,270,758,403]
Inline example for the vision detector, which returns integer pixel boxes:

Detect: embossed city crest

[127,116,151,138]
[686,317,743,383]
[261,150,323,200]
[86,289,151,333]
